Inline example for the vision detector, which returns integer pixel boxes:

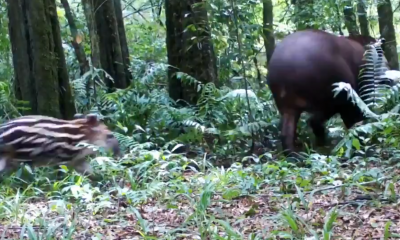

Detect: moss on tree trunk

[7,0,76,119]
[94,0,131,91]
[165,0,218,105]
[114,0,132,84]
[82,0,101,69]
[377,0,399,70]
[263,0,275,66]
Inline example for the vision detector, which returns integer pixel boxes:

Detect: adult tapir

[267,29,388,154]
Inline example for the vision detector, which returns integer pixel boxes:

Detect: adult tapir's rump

[266,29,380,154]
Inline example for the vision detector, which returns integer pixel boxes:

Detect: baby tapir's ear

[85,113,100,126]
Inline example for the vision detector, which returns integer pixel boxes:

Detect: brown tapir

[267,29,387,154]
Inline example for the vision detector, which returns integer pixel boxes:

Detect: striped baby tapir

[0,113,121,179]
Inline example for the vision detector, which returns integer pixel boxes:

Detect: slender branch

[123,6,153,19]
[60,0,89,75]
[229,0,256,154]
[124,0,148,22]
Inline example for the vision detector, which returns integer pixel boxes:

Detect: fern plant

[329,42,400,156]
[70,59,110,114]
[90,59,283,157]
[0,80,26,122]
[357,42,394,112]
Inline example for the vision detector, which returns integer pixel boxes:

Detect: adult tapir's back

[267,29,367,112]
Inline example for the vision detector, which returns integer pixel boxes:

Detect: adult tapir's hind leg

[280,108,302,154]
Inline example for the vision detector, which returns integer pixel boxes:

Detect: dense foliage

[1,0,400,239]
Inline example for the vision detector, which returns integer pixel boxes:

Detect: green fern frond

[0,81,23,119]
[175,72,203,90]
[218,89,259,103]
[237,121,269,136]
[181,120,206,132]
[113,132,137,151]
[140,62,169,85]
[332,82,380,120]
[97,87,138,111]
[358,44,391,109]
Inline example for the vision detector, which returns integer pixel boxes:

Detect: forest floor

[0,152,399,239]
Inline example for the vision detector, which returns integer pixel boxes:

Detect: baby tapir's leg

[0,156,21,181]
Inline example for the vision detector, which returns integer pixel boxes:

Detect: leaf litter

[0,156,399,239]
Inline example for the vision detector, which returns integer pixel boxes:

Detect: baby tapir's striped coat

[0,113,120,178]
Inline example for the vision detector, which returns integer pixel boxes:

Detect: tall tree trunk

[263,0,275,66]
[61,0,89,75]
[94,0,131,91]
[165,0,218,105]
[114,0,132,84]
[377,0,399,70]
[7,0,76,119]
[81,0,100,69]
[0,1,12,81]
[357,0,370,36]
[343,0,360,35]
[81,0,101,110]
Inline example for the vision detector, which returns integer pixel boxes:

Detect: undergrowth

[1,46,400,239]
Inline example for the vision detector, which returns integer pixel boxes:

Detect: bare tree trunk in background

[114,0,132,84]
[94,0,131,91]
[0,1,12,81]
[377,0,399,70]
[7,0,76,119]
[357,0,370,36]
[81,0,101,109]
[81,0,100,69]
[263,0,275,66]
[165,0,218,105]
[343,0,360,35]
[61,0,89,75]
